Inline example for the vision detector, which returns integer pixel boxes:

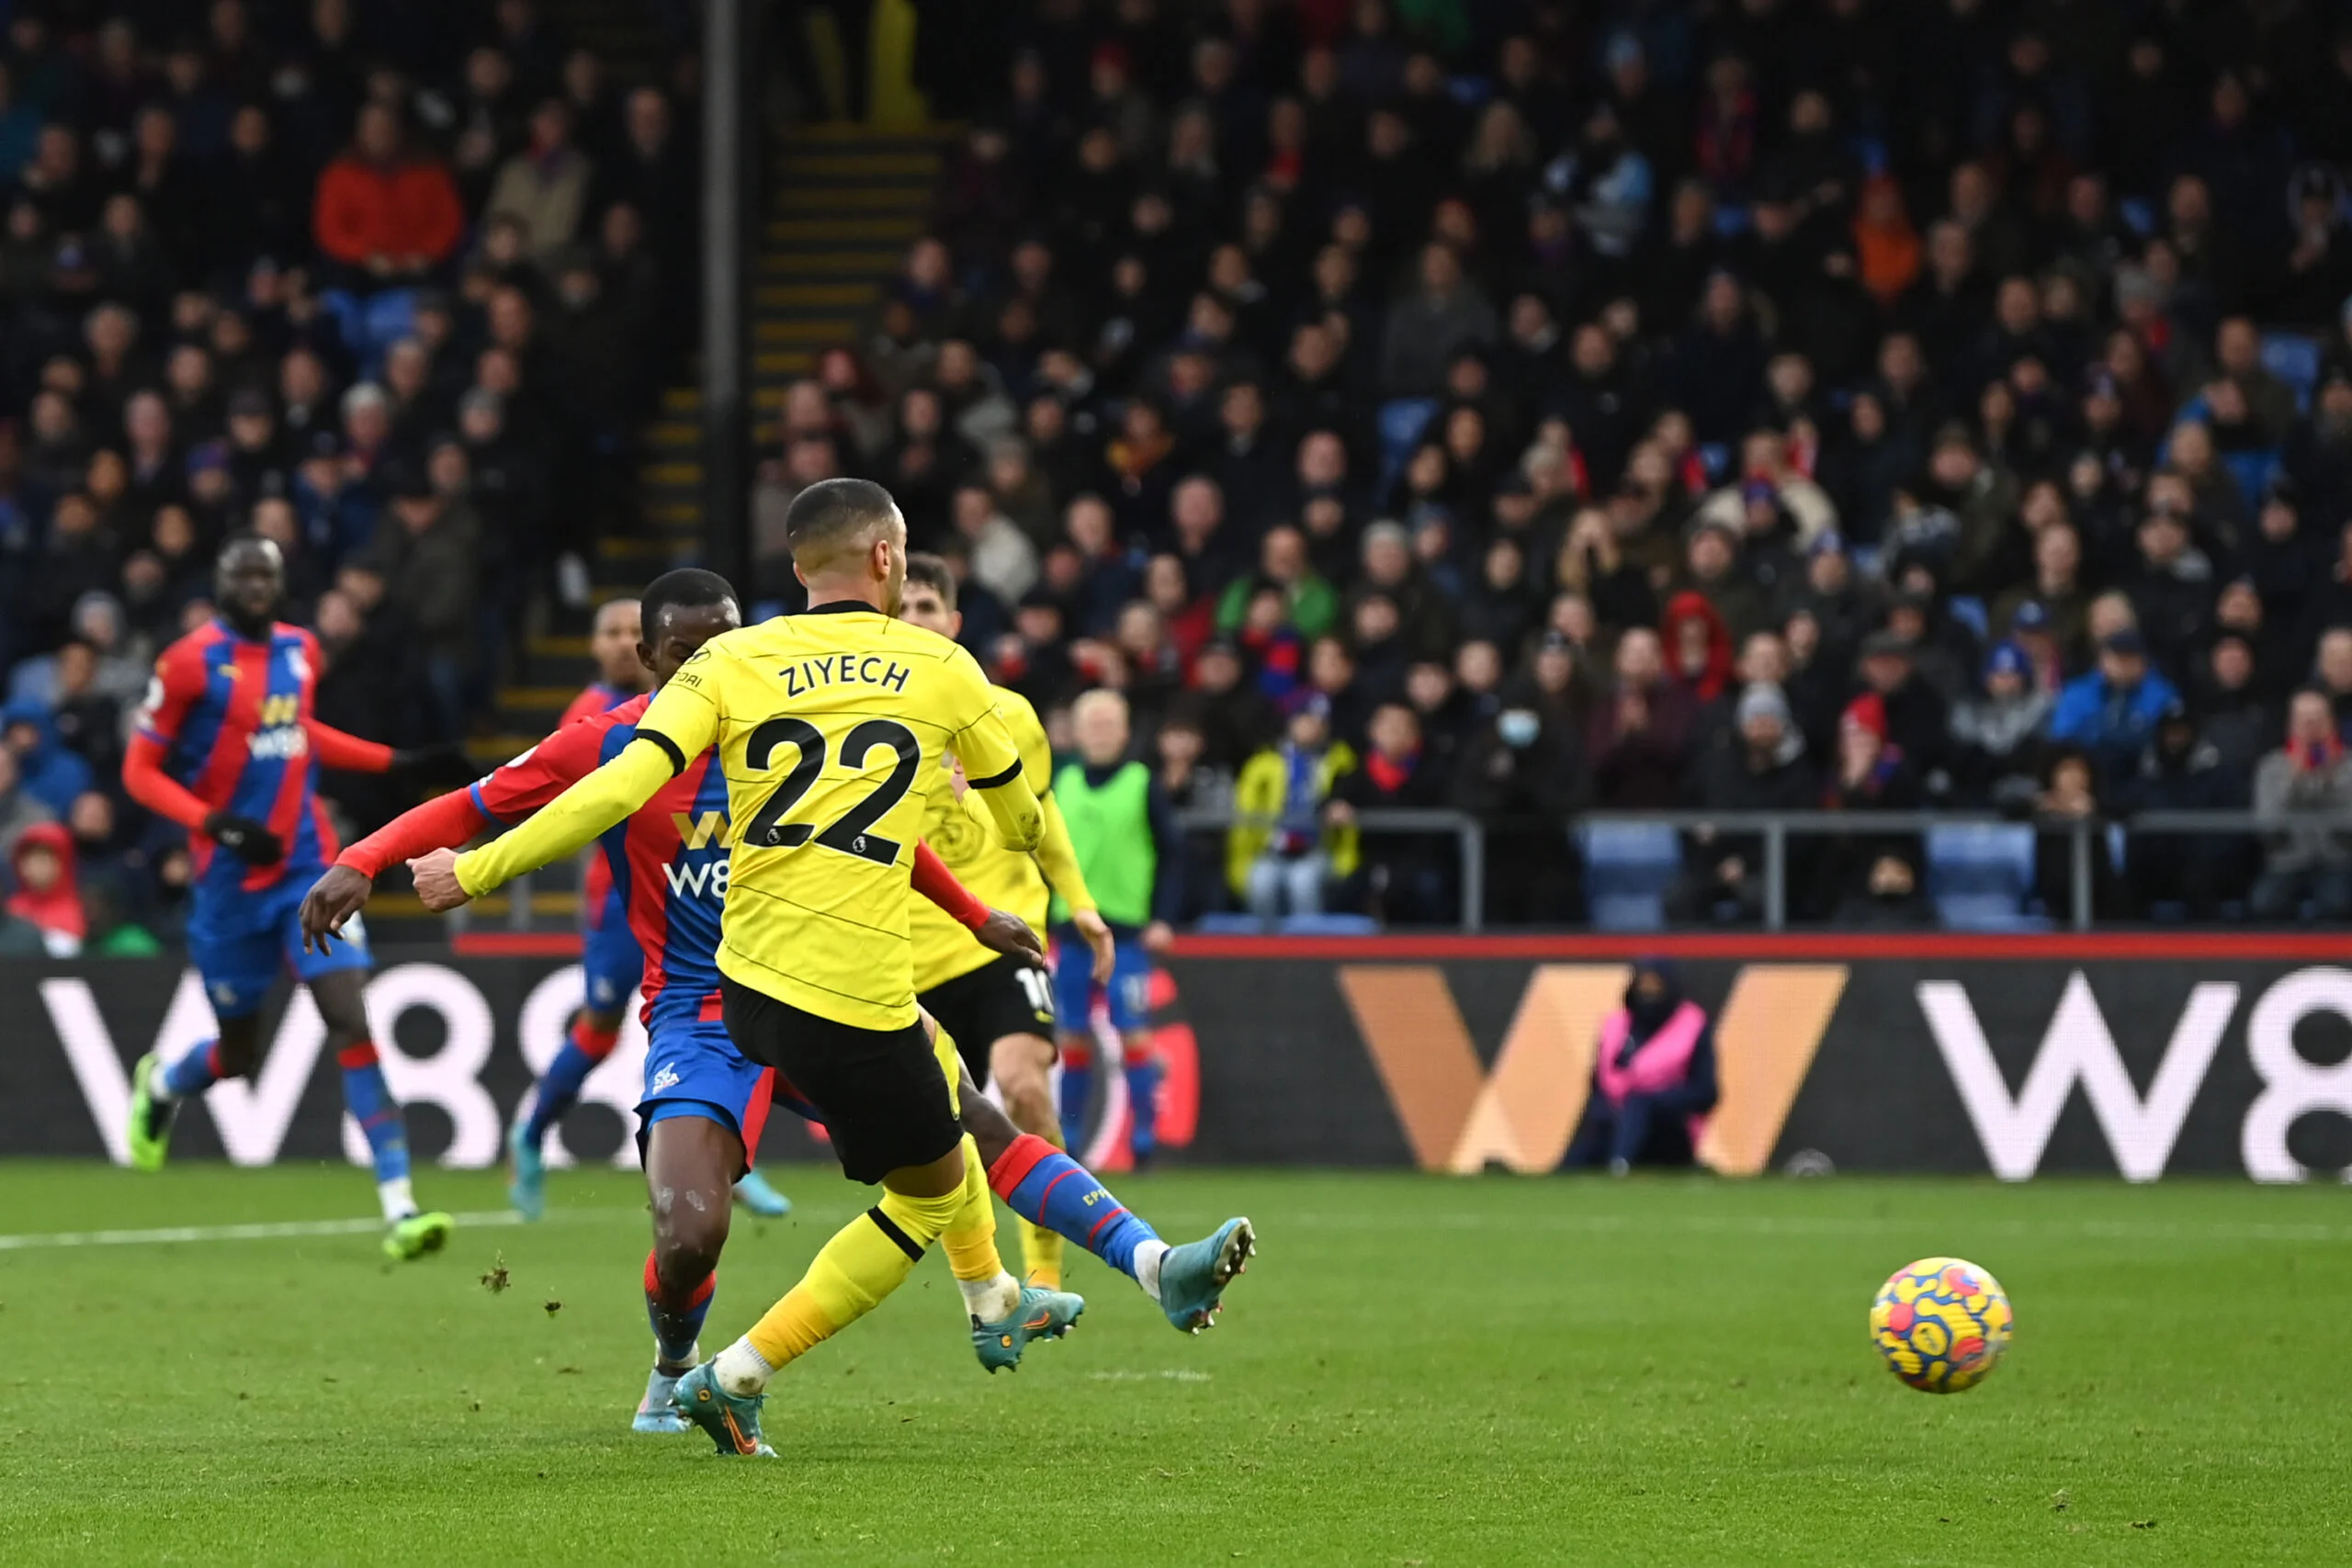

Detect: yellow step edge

[661,387,699,412]
[752,352,815,374]
[599,536,683,558]
[776,186,934,212]
[776,152,942,175]
[641,461,703,486]
[528,636,591,657]
[498,685,584,708]
[754,282,881,306]
[752,320,856,344]
[764,217,923,243]
[759,250,903,273]
[645,423,698,445]
[645,501,699,524]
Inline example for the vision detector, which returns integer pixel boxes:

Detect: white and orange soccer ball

[1871,1257,2013,1393]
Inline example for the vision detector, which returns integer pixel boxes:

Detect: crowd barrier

[4,936,2348,1180]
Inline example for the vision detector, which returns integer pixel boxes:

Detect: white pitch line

[0,1206,631,1252]
[1281,1210,2352,1244]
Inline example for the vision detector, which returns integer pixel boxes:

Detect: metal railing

[1179,806,2349,932]
[1178,807,1489,931]
[1585,809,2342,931]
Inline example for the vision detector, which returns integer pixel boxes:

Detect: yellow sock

[938,1135,1003,1285]
[1018,1130,1066,1289]
[741,1180,961,1373]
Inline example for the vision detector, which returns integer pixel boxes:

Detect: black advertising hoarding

[4,935,2350,1180]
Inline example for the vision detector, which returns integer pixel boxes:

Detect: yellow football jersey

[636,604,1036,1030]
[909,687,1056,991]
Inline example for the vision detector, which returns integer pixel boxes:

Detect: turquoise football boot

[633,1367,689,1435]
[670,1362,775,1457]
[506,1119,546,1221]
[972,1284,1085,1372]
[731,1169,791,1217]
[1159,1217,1254,1334]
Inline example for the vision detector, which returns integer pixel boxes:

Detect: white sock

[1133,1239,1170,1302]
[957,1269,1021,1323]
[714,1337,775,1396]
[650,1351,695,1385]
[378,1177,417,1224]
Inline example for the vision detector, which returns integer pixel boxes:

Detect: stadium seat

[1580,822,1680,931]
[1278,913,1382,936]
[2261,332,2321,412]
[1193,912,1266,935]
[1948,596,1988,641]
[1926,823,2034,928]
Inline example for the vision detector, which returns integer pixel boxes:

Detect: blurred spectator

[1329,699,1454,924]
[487,99,592,259]
[1228,695,1354,924]
[2119,703,2245,919]
[1454,691,1589,926]
[1949,642,2052,809]
[1588,627,1691,807]
[1668,682,1815,925]
[2050,628,2180,791]
[6,819,83,956]
[2033,746,2128,922]
[2249,689,2352,921]
[1562,959,1719,1174]
[368,473,480,742]
[312,103,464,288]
[1812,694,1928,925]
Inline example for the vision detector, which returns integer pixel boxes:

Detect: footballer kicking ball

[1871,1257,2013,1393]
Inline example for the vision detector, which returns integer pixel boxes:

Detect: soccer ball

[1871,1257,2012,1393]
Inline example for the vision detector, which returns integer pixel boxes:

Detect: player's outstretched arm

[300,788,492,952]
[431,737,675,908]
[911,840,1045,968]
[1033,792,1115,981]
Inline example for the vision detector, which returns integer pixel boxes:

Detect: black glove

[203,811,285,867]
[390,743,481,792]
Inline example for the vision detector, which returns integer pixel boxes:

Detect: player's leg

[989,1030,1068,1285]
[512,912,639,1217]
[129,908,273,1171]
[637,1111,741,1432]
[957,1068,1253,1332]
[310,965,453,1258]
[1108,940,1162,1166]
[1048,928,1097,1147]
[681,990,1070,1452]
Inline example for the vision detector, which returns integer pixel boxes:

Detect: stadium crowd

[746,0,2352,930]
[0,0,693,951]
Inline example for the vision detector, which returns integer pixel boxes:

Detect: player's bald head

[215,535,286,634]
[786,478,904,577]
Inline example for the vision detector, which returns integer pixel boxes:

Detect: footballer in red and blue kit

[119,537,469,1260]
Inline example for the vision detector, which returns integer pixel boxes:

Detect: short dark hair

[639,568,738,637]
[784,477,899,570]
[903,551,956,610]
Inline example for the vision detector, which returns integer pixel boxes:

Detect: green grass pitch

[3,1162,2348,1565]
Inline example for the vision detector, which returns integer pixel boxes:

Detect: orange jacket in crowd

[312,153,465,268]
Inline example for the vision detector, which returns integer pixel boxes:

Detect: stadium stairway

[390,123,949,937]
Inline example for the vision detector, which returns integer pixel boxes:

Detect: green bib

[1052,760,1155,926]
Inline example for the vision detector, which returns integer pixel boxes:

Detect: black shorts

[718,975,962,1184]
[919,954,1056,1080]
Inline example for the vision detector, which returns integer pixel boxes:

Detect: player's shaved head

[786,477,908,612]
[638,569,741,685]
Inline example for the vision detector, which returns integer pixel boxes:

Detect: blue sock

[338,1043,410,1184]
[1057,1044,1093,1149]
[162,1037,222,1098]
[988,1134,1161,1282]
[645,1253,714,1369]
[1125,1056,1163,1161]
[524,1017,617,1148]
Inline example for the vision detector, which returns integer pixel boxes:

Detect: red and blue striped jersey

[560,680,640,926]
[471,694,729,1028]
[135,619,340,894]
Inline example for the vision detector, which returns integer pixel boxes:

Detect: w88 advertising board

[3,935,2349,1180]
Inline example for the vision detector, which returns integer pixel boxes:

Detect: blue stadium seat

[2222,448,2281,511]
[1926,823,2034,929]
[1580,822,1680,931]
[1278,913,1382,936]
[1193,912,1265,935]
[1948,595,1988,641]
[2261,331,2321,412]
